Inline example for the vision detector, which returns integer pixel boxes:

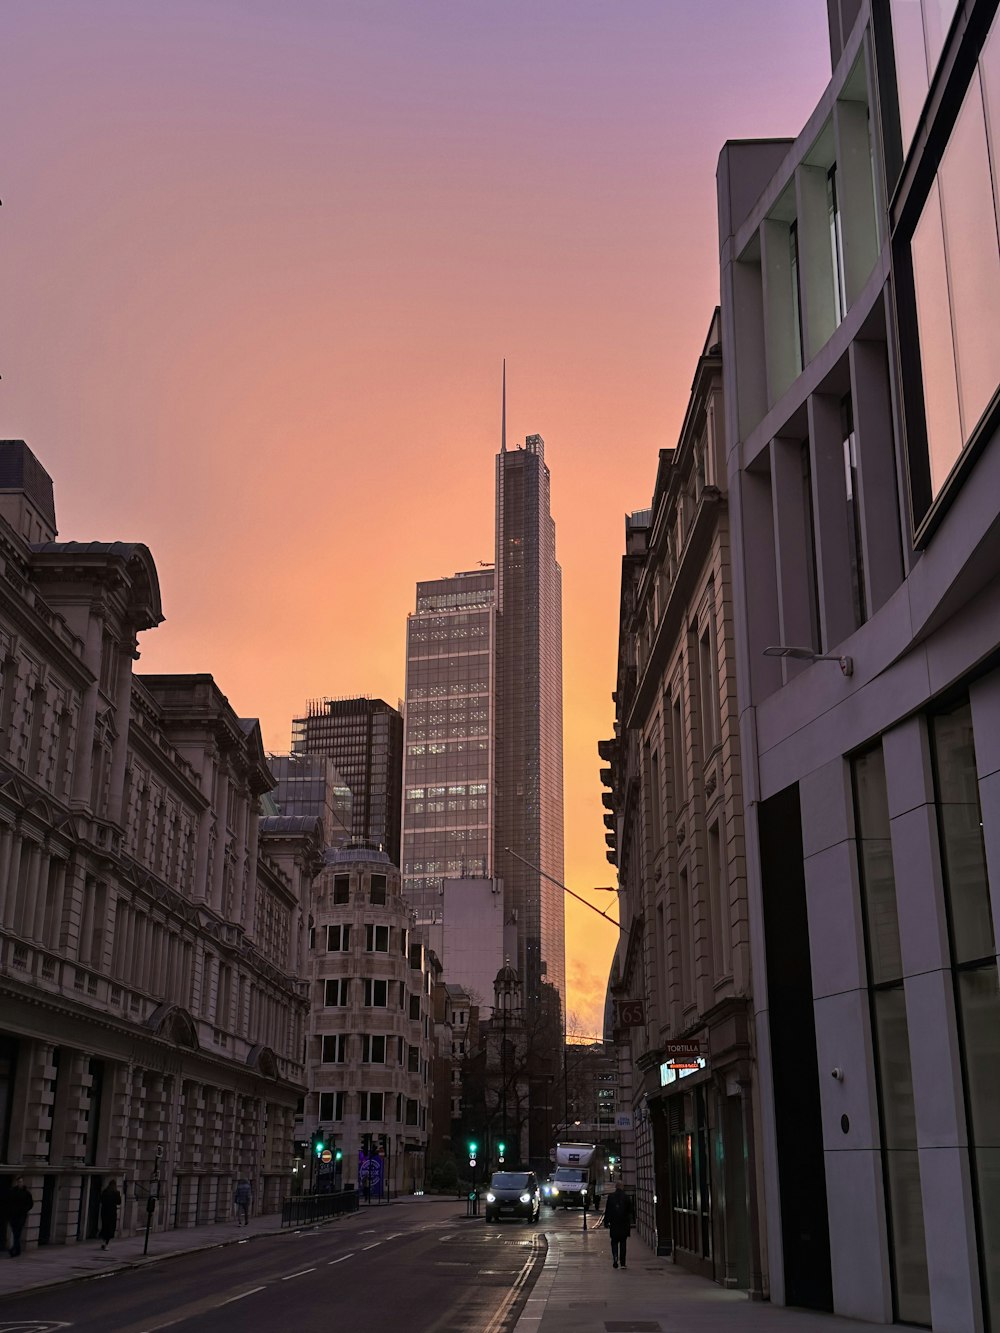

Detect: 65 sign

[617,999,645,1027]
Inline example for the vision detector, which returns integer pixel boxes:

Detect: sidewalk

[0,1197,396,1302]
[516,1225,871,1333]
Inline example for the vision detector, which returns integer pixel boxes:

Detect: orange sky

[1,0,832,1037]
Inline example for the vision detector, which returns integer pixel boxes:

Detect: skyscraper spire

[501,358,507,453]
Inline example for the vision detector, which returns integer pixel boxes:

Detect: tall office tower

[291,697,403,865]
[496,431,565,1014]
[401,570,496,916]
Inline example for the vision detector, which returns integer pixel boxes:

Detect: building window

[852,743,930,1325]
[409,994,421,1021]
[360,1091,384,1122]
[707,820,730,980]
[801,439,823,651]
[365,924,390,953]
[906,22,1000,512]
[648,745,662,853]
[698,604,720,755]
[408,1045,419,1073]
[361,1034,386,1064]
[842,395,867,628]
[370,875,387,905]
[889,0,961,156]
[670,691,686,815]
[326,924,350,952]
[827,164,847,325]
[678,866,694,1006]
[365,978,389,1008]
[333,875,350,905]
[319,1091,345,1121]
[790,219,805,372]
[324,978,350,1007]
[321,1034,347,1063]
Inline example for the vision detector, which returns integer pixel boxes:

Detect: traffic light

[497,1140,506,1163]
[363,1132,373,1155]
[377,1133,387,1153]
[335,1147,343,1162]
[313,1129,325,1159]
[468,1139,477,1168]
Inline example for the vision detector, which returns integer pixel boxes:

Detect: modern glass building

[496,433,566,1013]
[401,570,496,914]
[291,697,403,866]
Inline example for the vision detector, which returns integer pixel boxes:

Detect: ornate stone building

[0,440,322,1246]
[304,846,434,1197]
[601,314,762,1292]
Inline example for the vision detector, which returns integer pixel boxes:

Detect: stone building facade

[304,846,433,1197]
[0,440,322,1246]
[601,315,762,1292]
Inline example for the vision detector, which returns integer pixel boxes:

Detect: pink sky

[1,0,832,1036]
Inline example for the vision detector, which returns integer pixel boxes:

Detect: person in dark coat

[601,1182,634,1269]
[233,1177,252,1226]
[99,1180,122,1250]
[7,1177,34,1258]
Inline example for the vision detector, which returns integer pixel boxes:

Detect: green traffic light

[314,1139,324,1157]
[335,1149,343,1161]
[498,1141,505,1154]
[469,1141,477,1154]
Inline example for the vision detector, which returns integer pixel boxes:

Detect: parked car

[484,1170,541,1223]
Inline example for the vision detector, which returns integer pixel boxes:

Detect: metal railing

[281,1189,359,1228]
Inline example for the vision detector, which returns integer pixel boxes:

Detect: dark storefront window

[669,1087,712,1262]
[854,740,930,1325]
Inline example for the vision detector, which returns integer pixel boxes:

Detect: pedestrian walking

[7,1177,34,1258]
[601,1181,634,1270]
[233,1177,252,1226]
[99,1179,122,1250]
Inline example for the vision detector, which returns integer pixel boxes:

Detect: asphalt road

[0,1198,550,1333]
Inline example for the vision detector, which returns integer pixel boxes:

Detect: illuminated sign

[659,1056,707,1087]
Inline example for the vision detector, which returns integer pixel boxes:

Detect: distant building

[401,569,496,915]
[416,877,517,1011]
[292,697,403,865]
[496,434,566,1013]
[304,845,434,1196]
[0,440,322,1247]
[266,752,352,846]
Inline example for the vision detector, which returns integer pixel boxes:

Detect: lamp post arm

[503,847,623,932]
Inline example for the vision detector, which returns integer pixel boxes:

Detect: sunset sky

[2,0,832,1036]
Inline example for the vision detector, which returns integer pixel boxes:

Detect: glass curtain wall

[930,701,1000,1330]
[852,744,931,1325]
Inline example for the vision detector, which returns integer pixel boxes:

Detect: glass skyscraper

[495,433,565,1011]
[401,431,566,1017]
[401,570,496,914]
[291,697,403,865]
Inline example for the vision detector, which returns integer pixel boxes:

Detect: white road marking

[219,1285,267,1304]
[361,1242,381,1250]
[482,1235,545,1333]
[282,1267,316,1280]
[328,1253,354,1264]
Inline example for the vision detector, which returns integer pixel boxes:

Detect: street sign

[618,999,644,1026]
[320,1148,333,1163]
[614,1112,633,1130]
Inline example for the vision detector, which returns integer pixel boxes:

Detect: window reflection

[909,16,1000,504]
[889,0,960,156]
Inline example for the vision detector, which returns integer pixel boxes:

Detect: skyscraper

[291,697,403,865]
[400,397,566,1020]
[401,570,496,915]
[495,431,565,1012]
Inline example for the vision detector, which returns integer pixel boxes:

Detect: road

[0,1198,554,1333]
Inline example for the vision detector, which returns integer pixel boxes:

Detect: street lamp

[763,644,853,676]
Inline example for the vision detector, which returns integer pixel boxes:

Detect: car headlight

[519,1193,531,1204]
[551,1187,559,1195]
[486,1192,496,1203]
